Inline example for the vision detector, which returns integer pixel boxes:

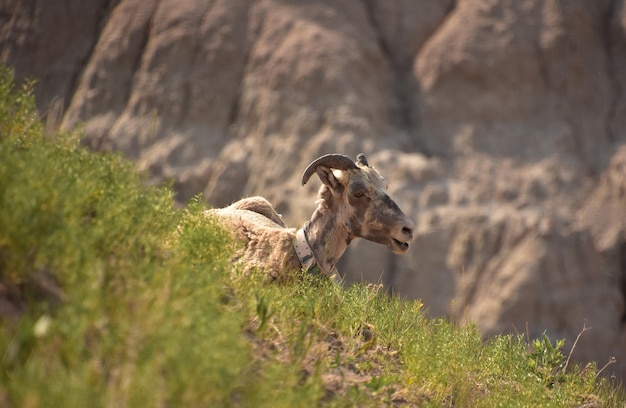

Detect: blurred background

[2,0,625,379]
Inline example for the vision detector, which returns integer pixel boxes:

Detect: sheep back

[224,196,286,227]
[207,207,301,282]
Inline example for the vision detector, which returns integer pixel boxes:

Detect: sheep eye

[354,191,365,198]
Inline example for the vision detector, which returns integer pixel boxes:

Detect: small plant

[255,294,274,332]
[529,332,566,386]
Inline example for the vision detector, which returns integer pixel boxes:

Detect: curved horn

[301,154,358,185]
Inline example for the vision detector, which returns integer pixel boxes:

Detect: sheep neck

[303,199,351,276]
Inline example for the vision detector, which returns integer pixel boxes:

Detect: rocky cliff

[2,0,625,378]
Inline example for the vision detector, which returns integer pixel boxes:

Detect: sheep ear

[315,166,341,191]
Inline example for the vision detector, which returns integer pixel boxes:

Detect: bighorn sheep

[208,153,415,281]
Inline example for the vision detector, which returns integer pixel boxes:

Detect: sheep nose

[401,220,415,241]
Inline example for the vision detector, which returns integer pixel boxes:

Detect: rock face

[2,0,626,378]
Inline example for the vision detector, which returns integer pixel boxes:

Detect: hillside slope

[0,66,624,407]
[2,0,626,379]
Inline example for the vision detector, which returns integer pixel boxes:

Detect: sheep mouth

[391,238,410,253]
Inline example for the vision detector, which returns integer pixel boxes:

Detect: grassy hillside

[0,65,624,407]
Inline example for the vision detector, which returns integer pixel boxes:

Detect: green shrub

[0,66,252,406]
[0,65,623,407]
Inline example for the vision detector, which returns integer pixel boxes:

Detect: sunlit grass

[0,65,623,407]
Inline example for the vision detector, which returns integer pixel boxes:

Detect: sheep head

[302,153,415,254]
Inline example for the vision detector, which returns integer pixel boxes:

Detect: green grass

[0,64,624,407]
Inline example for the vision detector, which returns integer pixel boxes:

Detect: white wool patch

[332,169,346,181]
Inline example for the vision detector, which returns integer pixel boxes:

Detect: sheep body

[222,196,286,227]
[207,197,299,281]
[207,154,415,281]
